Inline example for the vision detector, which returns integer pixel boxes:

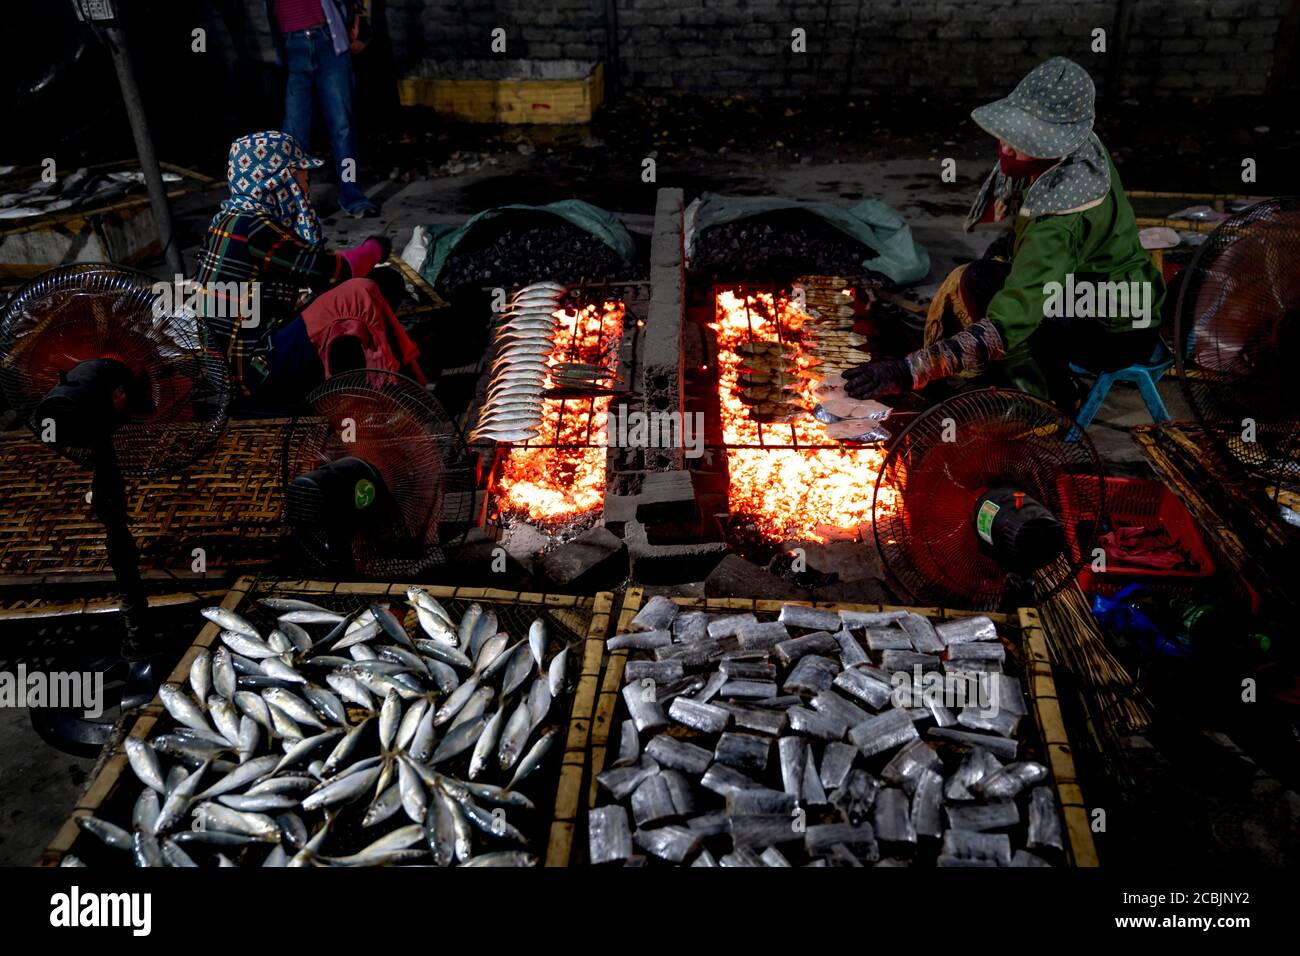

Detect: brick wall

[217,0,1291,97]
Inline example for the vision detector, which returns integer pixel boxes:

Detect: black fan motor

[33,358,135,449]
[972,486,1067,575]
[286,456,388,531]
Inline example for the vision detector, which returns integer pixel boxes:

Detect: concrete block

[704,554,804,600]
[635,470,697,524]
[538,525,628,590]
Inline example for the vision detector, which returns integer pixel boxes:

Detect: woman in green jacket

[845,57,1165,411]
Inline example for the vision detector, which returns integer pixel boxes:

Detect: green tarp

[687,192,930,285]
[415,199,635,288]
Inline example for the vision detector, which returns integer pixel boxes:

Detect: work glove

[843,358,912,400]
[339,236,390,279]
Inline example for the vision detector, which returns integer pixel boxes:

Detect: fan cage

[0,262,230,476]
[283,369,473,577]
[873,389,1106,611]
[1173,197,1300,488]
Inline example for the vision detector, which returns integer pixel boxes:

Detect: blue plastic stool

[1067,341,1173,439]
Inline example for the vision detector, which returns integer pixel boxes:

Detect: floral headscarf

[220,131,325,245]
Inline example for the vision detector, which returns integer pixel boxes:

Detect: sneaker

[344,200,379,218]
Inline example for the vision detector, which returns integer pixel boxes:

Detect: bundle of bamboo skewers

[1039,583,1154,755]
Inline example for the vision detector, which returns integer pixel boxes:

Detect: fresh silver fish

[207,695,242,745]
[155,760,210,833]
[548,646,569,697]
[159,684,212,734]
[279,610,345,625]
[189,650,212,702]
[526,676,552,731]
[499,643,534,696]
[78,815,132,850]
[430,716,488,765]
[508,727,558,790]
[125,738,166,793]
[220,630,279,660]
[201,607,260,639]
[469,706,506,780]
[496,699,533,772]
[301,764,382,811]
[212,647,237,699]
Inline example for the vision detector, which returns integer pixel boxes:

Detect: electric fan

[872,388,1106,611]
[1173,196,1300,491]
[0,263,230,636]
[281,369,471,577]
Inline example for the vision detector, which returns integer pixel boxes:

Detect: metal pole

[104,23,184,277]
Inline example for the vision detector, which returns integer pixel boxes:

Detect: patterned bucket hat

[971,57,1095,159]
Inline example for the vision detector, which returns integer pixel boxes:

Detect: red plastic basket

[1059,475,1216,597]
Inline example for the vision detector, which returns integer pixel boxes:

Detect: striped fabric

[193,208,346,393]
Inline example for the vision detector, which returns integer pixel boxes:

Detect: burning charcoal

[777,604,842,632]
[976,761,1048,800]
[727,788,797,815]
[624,660,684,684]
[588,806,633,864]
[614,720,640,767]
[787,706,848,741]
[686,810,731,836]
[830,769,881,823]
[928,727,1019,760]
[994,674,1026,717]
[720,660,777,682]
[608,629,672,651]
[1011,850,1053,867]
[691,849,719,867]
[957,708,1020,738]
[719,679,778,699]
[634,825,702,863]
[783,655,840,696]
[945,748,1003,801]
[714,733,771,774]
[720,647,772,663]
[802,756,827,805]
[774,631,840,665]
[668,696,731,734]
[810,690,870,728]
[839,610,908,629]
[865,628,912,651]
[622,683,669,734]
[935,615,999,646]
[630,595,680,633]
[873,788,916,844]
[645,735,713,775]
[942,829,1012,865]
[730,813,800,849]
[655,638,728,666]
[693,670,728,703]
[806,822,879,861]
[1028,786,1064,852]
[947,642,1006,663]
[881,649,942,674]
[761,847,792,867]
[672,611,709,644]
[834,667,894,710]
[736,620,791,650]
[662,770,697,816]
[899,613,945,653]
[819,741,857,791]
[833,628,869,668]
[719,847,765,867]
[924,697,958,727]
[707,613,757,639]
[778,737,809,799]
[713,701,787,735]
[631,774,678,827]
[597,760,660,800]
[700,763,763,797]
[654,675,707,704]
[910,768,944,839]
[881,739,943,792]
[849,709,919,757]
[946,801,1019,832]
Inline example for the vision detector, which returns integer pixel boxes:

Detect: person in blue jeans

[267,0,378,218]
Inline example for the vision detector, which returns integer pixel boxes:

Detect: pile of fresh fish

[67,590,574,868]
[0,167,183,221]
[588,597,1065,867]
[810,371,892,444]
[470,282,567,444]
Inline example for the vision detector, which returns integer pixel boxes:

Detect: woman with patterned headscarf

[844,57,1164,411]
[193,130,421,402]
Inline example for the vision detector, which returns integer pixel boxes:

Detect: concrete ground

[0,127,1286,866]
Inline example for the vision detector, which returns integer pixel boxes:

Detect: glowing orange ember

[496,301,625,523]
[711,289,896,543]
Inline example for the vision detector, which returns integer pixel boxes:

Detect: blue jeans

[282,28,369,212]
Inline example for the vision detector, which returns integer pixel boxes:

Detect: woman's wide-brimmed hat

[971,57,1095,159]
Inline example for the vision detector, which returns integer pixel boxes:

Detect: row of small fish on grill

[588,597,1064,867]
[470,281,567,444]
[67,590,574,868]
[0,167,183,220]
